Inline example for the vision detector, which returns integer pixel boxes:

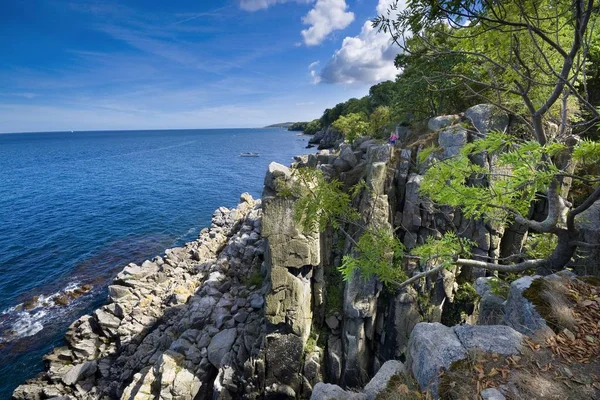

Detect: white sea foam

[0,281,86,342]
[10,310,47,338]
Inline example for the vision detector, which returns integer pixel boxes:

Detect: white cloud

[301,0,354,46]
[239,0,311,12]
[313,0,406,84]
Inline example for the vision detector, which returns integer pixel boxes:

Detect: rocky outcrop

[407,323,523,397]
[19,103,591,400]
[14,194,267,400]
[575,199,600,276]
[308,128,343,150]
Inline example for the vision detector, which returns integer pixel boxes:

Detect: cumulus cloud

[239,0,310,12]
[301,0,354,46]
[312,0,406,84]
[308,61,322,83]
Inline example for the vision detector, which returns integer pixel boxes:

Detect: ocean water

[0,128,311,399]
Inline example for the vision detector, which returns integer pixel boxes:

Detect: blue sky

[0,0,400,132]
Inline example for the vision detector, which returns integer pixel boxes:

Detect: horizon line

[0,126,297,136]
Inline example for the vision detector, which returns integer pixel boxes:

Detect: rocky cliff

[13,104,600,400]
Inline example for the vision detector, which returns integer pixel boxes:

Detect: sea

[0,128,312,399]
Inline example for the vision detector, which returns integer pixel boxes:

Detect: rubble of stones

[14,193,267,400]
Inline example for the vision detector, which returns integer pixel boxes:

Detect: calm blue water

[0,128,311,399]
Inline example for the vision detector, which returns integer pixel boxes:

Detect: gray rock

[326,335,343,383]
[503,276,552,336]
[364,360,405,400]
[325,315,339,330]
[438,125,468,159]
[62,361,97,385]
[264,162,291,192]
[407,323,467,397]
[455,325,523,355]
[338,144,358,168]
[310,382,366,400]
[428,115,460,132]
[94,309,121,329]
[250,296,264,309]
[465,104,509,135]
[358,139,378,152]
[575,200,600,275]
[478,291,506,325]
[207,328,237,368]
[108,285,131,300]
[332,157,352,173]
[481,388,507,400]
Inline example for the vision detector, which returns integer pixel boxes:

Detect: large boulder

[207,328,237,368]
[310,383,366,400]
[575,199,600,276]
[62,361,97,385]
[428,115,461,132]
[407,323,467,397]
[407,322,523,397]
[465,104,509,135]
[454,325,523,355]
[438,125,468,159]
[264,162,292,192]
[364,360,405,400]
[503,276,552,336]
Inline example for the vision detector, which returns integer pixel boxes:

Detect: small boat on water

[240,152,260,157]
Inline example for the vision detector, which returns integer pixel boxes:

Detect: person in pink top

[389,132,399,145]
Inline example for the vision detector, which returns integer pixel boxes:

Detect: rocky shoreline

[13,104,600,400]
[14,193,266,400]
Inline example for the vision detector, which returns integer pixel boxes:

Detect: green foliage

[525,233,559,259]
[370,106,393,139]
[244,269,264,288]
[417,144,440,164]
[369,81,397,109]
[420,132,563,221]
[391,24,476,121]
[288,119,322,135]
[288,122,307,131]
[325,277,343,316]
[332,113,370,144]
[375,0,599,126]
[454,282,478,303]
[289,168,361,232]
[412,232,474,267]
[339,227,406,288]
[573,139,600,165]
[487,277,510,299]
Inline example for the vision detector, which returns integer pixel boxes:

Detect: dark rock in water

[306,144,315,149]
[53,295,69,306]
[23,296,39,311]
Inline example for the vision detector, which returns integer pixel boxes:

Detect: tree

[357,0,600,283]
[369,81,397,109]
[332,113,370,143]
[304,119,322,135]
[369,106,393,139]
[375,0,600,143]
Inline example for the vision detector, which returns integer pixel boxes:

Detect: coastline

[13,193,266,399]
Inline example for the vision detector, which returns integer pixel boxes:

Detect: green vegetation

[369,106,393,139]
[289,119,322,135]
[282,0,600,288]
[332,113,369,144]
[339,227,407,289]
[244,269,264,288]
